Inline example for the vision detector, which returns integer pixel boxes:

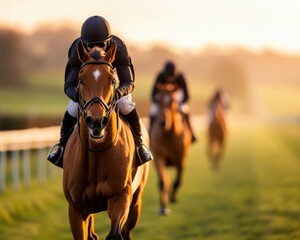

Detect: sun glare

[1,0,300,54]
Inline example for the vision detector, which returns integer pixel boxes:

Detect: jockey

[47,15,153,167]
[208,88,230,120]
[149,61,197,143]
[209,89,230,109]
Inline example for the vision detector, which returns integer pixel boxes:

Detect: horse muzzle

[85,116,108,139]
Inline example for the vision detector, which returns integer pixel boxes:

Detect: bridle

[77,60,119,152]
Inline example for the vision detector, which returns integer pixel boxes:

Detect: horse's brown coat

[207,96,227,171]
[63,41,149,240]
[150,83,192,215]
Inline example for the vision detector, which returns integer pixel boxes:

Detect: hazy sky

[1,0,300,54]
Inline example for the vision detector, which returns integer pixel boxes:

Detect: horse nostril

[86,116,108,130]
[85,116,94,129]
[101,117,108,128]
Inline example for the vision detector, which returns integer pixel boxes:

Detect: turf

[0,119,299,240]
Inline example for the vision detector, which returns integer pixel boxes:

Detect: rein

[77,60,120,152]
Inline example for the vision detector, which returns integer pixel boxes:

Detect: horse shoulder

[63,128,81,176]
[118,120,135,151]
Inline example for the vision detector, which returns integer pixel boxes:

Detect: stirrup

[136,144,153,166]
[47,143,64,168]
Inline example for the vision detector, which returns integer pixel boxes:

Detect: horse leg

[121,190,142,240]
[68,203,91,240]
[208,139,219,171]
[155,157,171,215]
[87,214,99,240]
[170,166,183,203]
[214,138,225,170]
[219,136,225,159]
[106,188,131,240]
[207,135,213,159]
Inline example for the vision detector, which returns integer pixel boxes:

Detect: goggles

[83,40,109,50]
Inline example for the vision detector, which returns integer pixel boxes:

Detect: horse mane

[89,47,105,60]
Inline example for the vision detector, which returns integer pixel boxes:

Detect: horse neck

[171,100,184,134]
[105,111,119,142]
[162,107,183,135]
[173,110,184,135]
[212,102,226,126]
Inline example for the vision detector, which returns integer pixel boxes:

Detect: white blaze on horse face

[93,69,101,82]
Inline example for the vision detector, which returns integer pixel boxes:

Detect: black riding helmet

[81,16,112,50]
[164,61,176,76]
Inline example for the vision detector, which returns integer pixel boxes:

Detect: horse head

[77,41,118,139]
[155,83,180,131]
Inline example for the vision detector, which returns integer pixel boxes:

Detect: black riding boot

[123,109,153,166]
[47,111,77,168]
[183,113,197,143]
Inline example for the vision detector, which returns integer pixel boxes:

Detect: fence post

[37,147,46,184]
[11,149,20,190]
[22,148,31,188]
[0,126,60,192]
[0,151,7,193]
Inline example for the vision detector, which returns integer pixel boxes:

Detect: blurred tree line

[0,27,77,87]
[1,25,299,94]
[1,25,300,130]
[0,29,25,87]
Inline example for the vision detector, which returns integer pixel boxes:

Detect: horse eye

[79,79,84,85]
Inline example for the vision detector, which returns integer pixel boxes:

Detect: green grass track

[0,118,299,240]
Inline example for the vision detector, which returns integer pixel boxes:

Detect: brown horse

[63,41,149,240]
[207,91,228,171]
[150,83,192,215]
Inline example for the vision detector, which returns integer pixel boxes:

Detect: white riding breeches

[117,94,136,115]
[150,102,189,117]
[66,93,135,118]
[150,89,189,117]
[67,100,78,118]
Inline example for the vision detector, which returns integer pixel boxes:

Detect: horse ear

[104,41,117,64]
[77,41,89,63]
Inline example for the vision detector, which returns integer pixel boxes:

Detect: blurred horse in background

[150,83,192,215]
[63,41,149,240]
[207,89,229,171]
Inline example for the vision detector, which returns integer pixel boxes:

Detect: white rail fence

[0,126,60,193]
[0,115,207,194]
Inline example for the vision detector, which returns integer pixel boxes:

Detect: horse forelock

[89,47,105,61]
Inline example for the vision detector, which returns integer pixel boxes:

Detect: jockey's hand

[114,89,122,101]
